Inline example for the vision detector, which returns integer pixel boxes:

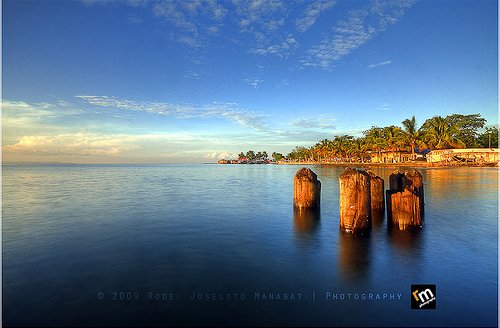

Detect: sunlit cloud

[2,97,357,163]
[2,132,208,163]
[204,151,237,160]
[2,99,81,135]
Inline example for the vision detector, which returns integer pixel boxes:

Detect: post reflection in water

[371,211,385,229]
[293,207,321,248]
[338,232,371,281]
[387,226,423,256]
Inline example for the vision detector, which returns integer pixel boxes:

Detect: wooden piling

[386,170,424,230]
[339,168,371,233]
[367,171,384,221]
[293,168,321,209]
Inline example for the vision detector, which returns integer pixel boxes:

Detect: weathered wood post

[386,170,424,230]
[367,170,384,222]
[339,168,371,233]
[293,168,321,209]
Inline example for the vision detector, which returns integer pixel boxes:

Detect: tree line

[236,114,498,163]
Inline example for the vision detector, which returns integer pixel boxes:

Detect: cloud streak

[2,97,355,163]
[76,95,268,131]
[302,0,415,70]
[291,115,337,130]
[367,59,392,68]
[295,0,336,33]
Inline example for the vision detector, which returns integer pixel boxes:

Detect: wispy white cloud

[206,26,220,35]
[249,34,298,58]
[276,79,291,88]
[153,0,199,34]
[232,0,300,58]
[234,0,285,32]
[367,59,392,68]
[184,70,201,79]
[81,0,114,6]
[376,103,391,111]
[242,78,264,89]
[2,100,81,133]
[178,35,203,48]
[302,0,415,70]
[76,95,341,143]
[76,95,269,131]
[127,15,143,24]
[126,0,149,7]
[2,98,364,163]
[151,0,229,48]
[295,0,336,33]
[291,115,337,130]
[81,0,415,67]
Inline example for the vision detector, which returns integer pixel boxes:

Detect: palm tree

[315,139,332,162]
[383,126,404,163]
[401,116,422,160]
[421,116,465,149]
[349,137,370,163]
[287,146,310,162]
[332,135,353,162]
[364,127,387,162]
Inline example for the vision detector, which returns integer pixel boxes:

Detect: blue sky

[3,0,498,163]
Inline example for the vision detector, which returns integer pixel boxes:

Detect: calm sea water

[2,164,498,327]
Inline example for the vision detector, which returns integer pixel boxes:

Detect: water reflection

[387,227,423,256]
[372,210,385,229]
[424,167,498,200]
[338,233,371,281]
[293,207,320,247]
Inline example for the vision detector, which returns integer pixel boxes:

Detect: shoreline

[274,161,497,168]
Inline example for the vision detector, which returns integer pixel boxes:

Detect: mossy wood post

[339,168,371,233]
[386,170,424,230]
[367,171,384,221]
[293,168,321,209]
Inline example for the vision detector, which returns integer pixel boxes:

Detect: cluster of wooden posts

[293,167,424,233]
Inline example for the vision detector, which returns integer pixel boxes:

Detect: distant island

[217,114,499,166]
